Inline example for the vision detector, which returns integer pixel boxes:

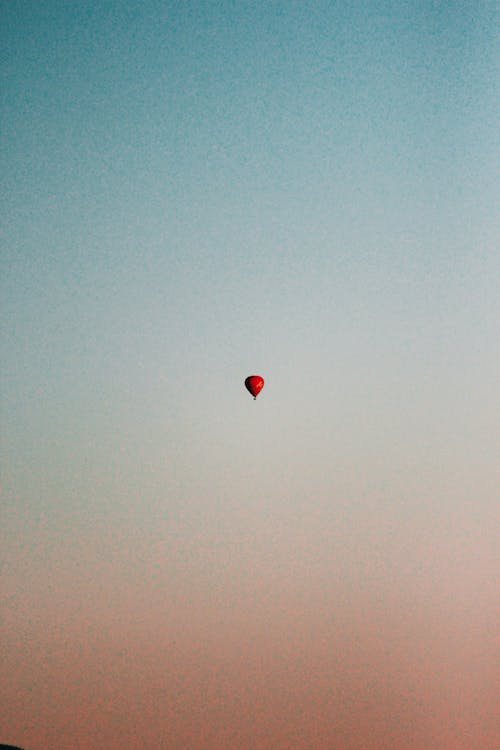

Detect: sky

[1,1,499,748]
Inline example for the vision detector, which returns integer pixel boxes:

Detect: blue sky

[1,2,499,748]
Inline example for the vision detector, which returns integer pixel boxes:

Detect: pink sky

[2,497,498,749]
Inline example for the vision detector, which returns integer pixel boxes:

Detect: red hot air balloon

[245,375,264,399]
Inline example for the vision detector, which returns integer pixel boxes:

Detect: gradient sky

[1,2,499,749]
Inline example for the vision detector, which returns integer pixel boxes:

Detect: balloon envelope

[244,375,264,399]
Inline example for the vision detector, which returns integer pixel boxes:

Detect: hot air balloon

[244,375,264,400]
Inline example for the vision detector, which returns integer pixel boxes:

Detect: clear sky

[1,2,499,748]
